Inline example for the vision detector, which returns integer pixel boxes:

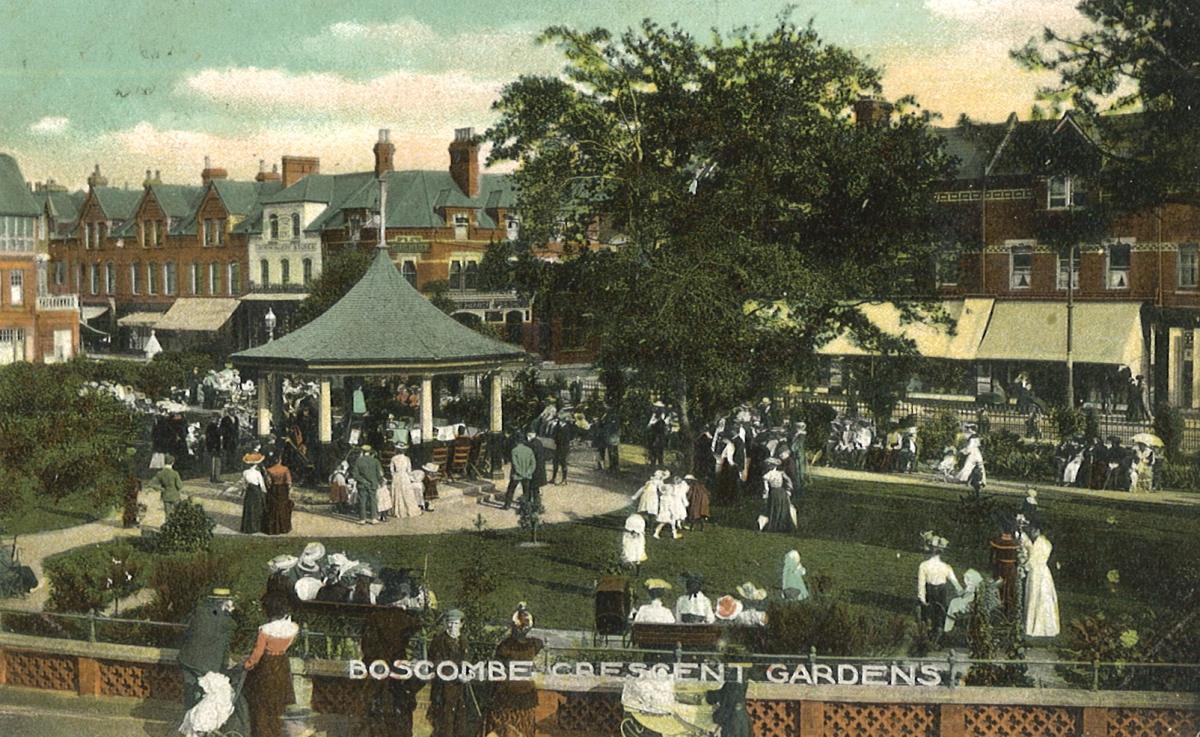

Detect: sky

[0,0,1093,190]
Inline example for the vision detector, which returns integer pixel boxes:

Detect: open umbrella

[1131,432,1164,448]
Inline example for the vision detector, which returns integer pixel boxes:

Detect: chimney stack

[87,164,108,190]
[374,128,395,178]
[255,159,281,183]
[853,96,893,128]
[448,127,480,198]
[281,155,320,188]
[201,155,228,185]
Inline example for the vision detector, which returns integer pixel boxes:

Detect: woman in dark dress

[243,597,298,737]
[713,433,740,506]
[239,452,267,534]
[263,455,294,535]
[759,457,796,533]
[481,604,545,737]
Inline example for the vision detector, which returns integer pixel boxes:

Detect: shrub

[1159,461,1200,491]
[1050,406,1085,440]
[45,541,144,614]
[920,411,961,462]
[764,595,907,657]
[799,402,837,455]
[1152,403,1185,460]
[143,549,241,623]
[155,499,215,554]
[985,430,1055,481]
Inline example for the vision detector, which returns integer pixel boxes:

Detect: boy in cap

[428,609,470,737]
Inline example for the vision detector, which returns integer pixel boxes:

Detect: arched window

[464,261,480,291]
[302,258,313,285]
[260,259,270,286]
[280,259,291,286]
[290,213,301,238]
[402,260,417,287]
[269,214,279,240]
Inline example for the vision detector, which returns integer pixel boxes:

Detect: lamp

[264,307,277,342]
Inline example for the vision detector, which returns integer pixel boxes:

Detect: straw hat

[735,582,767,601]
[267,554,298,573]
[422,462,441,474]
[644,578,673,592]
[715,595,743,620]
[242,452,265,465]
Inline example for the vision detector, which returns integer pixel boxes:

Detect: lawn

[1,492,110,536]
[201,474,1198,634]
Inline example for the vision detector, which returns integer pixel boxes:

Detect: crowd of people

[1055,435,1161,492]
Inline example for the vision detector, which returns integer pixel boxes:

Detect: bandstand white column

[256,377,271,436]
[319,379,332,443]
[420,375,434,442]
[489,372,504,433]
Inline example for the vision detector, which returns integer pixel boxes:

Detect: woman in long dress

[652,473,680,539]
[1131,442,1155,493]
[957,435,986,486]
[262,455,293,535]
[713,434,740,505]
[781,550,810,601]
[240,452,266,534]
[389,446,423,519]
[1022,526,1060,637]
[620,513,647,569]
[759,458,796,532]
[242,597,298,737]
[631,470,661,517]
[481,605,545,737]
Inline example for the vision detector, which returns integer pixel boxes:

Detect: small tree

[1152,402,1184,460]
[457,515,499,658]
[516,493,546,545]
[921,411,962,461]
[291,248,372,329]
[155,499,215,554]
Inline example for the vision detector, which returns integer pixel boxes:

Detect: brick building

[0,154,79,364]
[821,109,1200,410]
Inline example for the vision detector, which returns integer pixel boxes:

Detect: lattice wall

[748,699,800,737]
[1109,708,1200,737]
[825,703,938,737]
[5,650,77,691]
[97,659,182,701]
[964,705,1078,737]
[310,676,372,715]
[555,690,623,735]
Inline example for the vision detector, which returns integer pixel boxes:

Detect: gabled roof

[231,248,527,373]
[211,179,283,216]
[35,189,85,223]
[0,154,41,217]
[92,187,145,222]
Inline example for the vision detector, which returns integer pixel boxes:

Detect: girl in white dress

[652,473,681,539]
[621,514,647,569]
[389,447,424,519]
[631,470,662,517]
[1022,526,1060,637]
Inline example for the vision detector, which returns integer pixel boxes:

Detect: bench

[630,623,724,651]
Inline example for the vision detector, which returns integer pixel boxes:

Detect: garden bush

[1159,461,1200,491]
[764,594,907,657]
[984,430,1056,481]
[1153,403,1185,460]
[1050,406,1086,440]
[920,411,961,462]
[143,549,241,623]
[45,540,145,614]
[799,402,837,455]
[154,499,215,554]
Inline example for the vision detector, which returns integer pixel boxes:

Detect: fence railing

[1,607,1195,692]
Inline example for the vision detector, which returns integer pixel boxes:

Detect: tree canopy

[486,15,953,434]
[290,248,373,331]
[1014,0,1200,207]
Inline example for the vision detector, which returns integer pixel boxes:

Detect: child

[936,446,957,482]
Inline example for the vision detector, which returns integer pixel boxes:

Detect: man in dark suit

[204,419,223,482]
[526,431,548,499]
[219,411,239,467]
[177,590,237,711]
[550,417,573,484]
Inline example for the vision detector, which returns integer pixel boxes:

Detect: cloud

[29,116,69,135]
[181,67,502,132]
[300,17,562,79]
[924,0,1088,39]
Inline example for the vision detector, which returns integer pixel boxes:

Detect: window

[105,262,116,294]
[146,262,158,295]
[54,261,65,286]
[1047,175,1086,210]
[130,263,140,295]
[1056,246,1081,290]
[88,263,98,295]
[464,261,479,291]
[209,262,221,295]
[453,213,469,240]
[402,260,417,287]
[1009,245,1033,289]
[505,215,520,241]
[1180,245,1199,289]
[302,258,312,285]
[190,263,200,295]
[260,259,270,287]
[163,262,177,296]
[0,328,26,364]
[10,269,24,305]
[82,223,90,249]
[280,259,290,286]
[348,214,362,240]
[291,213,301,239]
[204,219,224,246]
[228,262,240,295]
[269,214,279,240]
[1107,241,1131,289]
[76,263,83,292]
[449,260,464,290]
[91,222,101,249]
[0,217,34,252]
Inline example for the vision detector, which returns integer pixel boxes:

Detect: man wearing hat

[550,412,574,485]
[526,430,549,496]
[351,444,385,525]
[917,532,962,643]
[427,609,470,737]
[632,579,675,623]
[503,434,536,510]
[177,589,238,712]
[646,402,668,467]
[149,453,184,520]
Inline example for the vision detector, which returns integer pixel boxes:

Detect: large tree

[486,15,953,451]
[1014,0,1200,208]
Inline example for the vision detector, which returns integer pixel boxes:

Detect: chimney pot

[853,96,893,128]
[204,155,211,168]
[373,129,396,177]
[259,159,267,173]
[449,127,480,197]
[379,128,390,143]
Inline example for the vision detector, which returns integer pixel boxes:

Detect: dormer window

[348,214,362,240]
[505,215,520,242]
[1047,176,1086,210]
[453,213,469,240]
[204,218,225,246]
[1009,244,1033,289]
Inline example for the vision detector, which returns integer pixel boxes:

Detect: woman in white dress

[652,472,680,539]
[389,446,423,519]
[621,514,647,570]
[1022,525,1060,637]
[631,470,662,517]
[957,435,986,485]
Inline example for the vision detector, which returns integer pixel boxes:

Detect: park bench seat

[630,622,723,651]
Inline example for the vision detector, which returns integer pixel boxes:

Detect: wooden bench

[630,623,724,651]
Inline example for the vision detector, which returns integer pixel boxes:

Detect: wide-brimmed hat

[644,578,673,592]
[736,582,767,601]
[765,457,782,467]
[267,554,298,573]
[652,400,666,408]
[715,595,743,620]
[243,452,265,465]
[422,462,440,474]
[683,474,696,481]
[300,542,325,564]
[443,608,464,623]
[208,588,233,598]
[512,602,534,629]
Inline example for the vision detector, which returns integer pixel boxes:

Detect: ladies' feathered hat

[735,582,767,601]
[512,602,534,630]
[299,542,326,565]
[267,554,298,573]
[243,452,265,465]
[715,595,743,620]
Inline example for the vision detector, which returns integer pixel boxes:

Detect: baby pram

[619,676,716,737]
[179,666,249,737]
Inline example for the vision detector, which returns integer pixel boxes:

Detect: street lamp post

[264,307,277,343]
[1066,244,1075,408]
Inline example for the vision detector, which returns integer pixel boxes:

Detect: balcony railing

[36,293,78,312]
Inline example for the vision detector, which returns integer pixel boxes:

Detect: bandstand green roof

[231,248,527,375]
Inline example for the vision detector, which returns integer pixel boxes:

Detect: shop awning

[81,305,109,321]
[239,292,308,302]
[976,301,1144,367]
[80,321,109,338]
[154,298,239,332]
[817,299,994,361]
[117,311,162,328]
